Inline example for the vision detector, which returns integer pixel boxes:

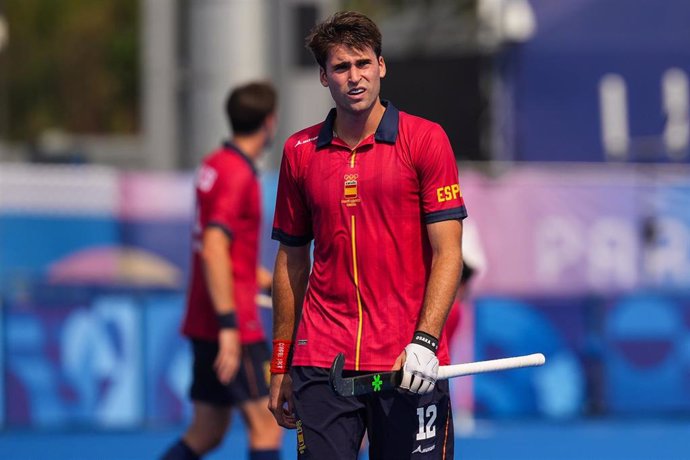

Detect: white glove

[400,342,439,394]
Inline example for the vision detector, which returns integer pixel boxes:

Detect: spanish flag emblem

[344,180,358,198]
[344,174,358,198]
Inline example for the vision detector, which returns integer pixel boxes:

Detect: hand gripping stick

[329,353,546,397]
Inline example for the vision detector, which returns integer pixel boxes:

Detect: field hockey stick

[329,352,546,397]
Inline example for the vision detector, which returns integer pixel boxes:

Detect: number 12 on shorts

[416,404,437,441]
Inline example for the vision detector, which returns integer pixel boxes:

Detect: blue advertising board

[5,293,143,427]
[508,0,690,162]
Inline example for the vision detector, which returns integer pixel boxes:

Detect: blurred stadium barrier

[1,162,689,428]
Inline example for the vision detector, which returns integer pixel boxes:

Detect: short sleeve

[415,124,468,224]
[272,147,313,246]
[198,161,250,237]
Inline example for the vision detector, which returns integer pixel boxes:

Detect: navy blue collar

[223,141,258,176]
[316,99,399,149]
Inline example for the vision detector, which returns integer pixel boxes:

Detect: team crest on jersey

[341,173,361,207]
[197,165,217,192]
[343,173,358,198]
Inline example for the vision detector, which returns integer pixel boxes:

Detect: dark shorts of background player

[190,339,270,406]
[291,366,454,460]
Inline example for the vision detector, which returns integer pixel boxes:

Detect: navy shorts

[291,366,454,460]
[189,339,270,406]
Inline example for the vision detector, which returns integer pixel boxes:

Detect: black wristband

[217,312,237,329]
[411,330,439,353]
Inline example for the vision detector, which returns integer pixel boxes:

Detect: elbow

[432,246,463,278]
[433,244,463,264]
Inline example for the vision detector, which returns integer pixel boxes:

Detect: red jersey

[272,101,467,370]
[182,142,265,344]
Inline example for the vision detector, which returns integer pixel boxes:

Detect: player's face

[320,44,386,116]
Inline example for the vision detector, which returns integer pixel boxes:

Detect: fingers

[272,396,296,429]
[416,377,432,394]
[268,375,297,429]
[215,330,240,384]
[280,407,297,429]
[417,360,439,394]
[409,373,424,393]
[427,381,435,394]
[214,352,239,384]
[402,373,436,395]
[391,350,406,371]
[401,343,439,395]
[401,374,435,394]
[287,388,296,415]
[400,368,413,390]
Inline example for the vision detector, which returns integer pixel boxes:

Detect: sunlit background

[1,1,689,459]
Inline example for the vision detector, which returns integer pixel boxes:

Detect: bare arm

[200,226,240,384]
[393,219,463,372]
[416,219,464,337]
[272,243,311,341]
[268,242,310,429]
[201,227,235,315]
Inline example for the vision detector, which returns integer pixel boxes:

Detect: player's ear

[378,56,386,79]
[319,66,329,87]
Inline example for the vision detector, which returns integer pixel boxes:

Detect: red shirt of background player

[182,142,265,344]
[272,101,467,370]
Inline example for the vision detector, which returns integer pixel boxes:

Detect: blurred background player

[443,264,474,342]
[268,11,467,459]
[161,82,282,460]
[443,220,486,344]
[441,220,486,433]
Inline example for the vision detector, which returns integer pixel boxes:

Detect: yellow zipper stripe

[350,150,356,167]
[351,214,363,370]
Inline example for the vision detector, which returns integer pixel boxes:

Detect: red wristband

[271,340,293,374]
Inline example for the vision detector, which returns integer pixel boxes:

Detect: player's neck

[334,100,385,149]
[232,134,264,161]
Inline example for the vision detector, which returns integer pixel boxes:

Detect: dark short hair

[225,81,277,135]
[305,11,382,69]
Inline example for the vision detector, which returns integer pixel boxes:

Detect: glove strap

[270,340,293,374]
[411,330,439,353]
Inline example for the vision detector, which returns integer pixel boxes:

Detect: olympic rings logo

[343,174,359,180]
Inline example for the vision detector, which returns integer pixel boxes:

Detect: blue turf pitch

[0,419,688,459]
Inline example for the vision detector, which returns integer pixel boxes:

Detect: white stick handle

[437,353,546,380]
[256,293,272,308]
